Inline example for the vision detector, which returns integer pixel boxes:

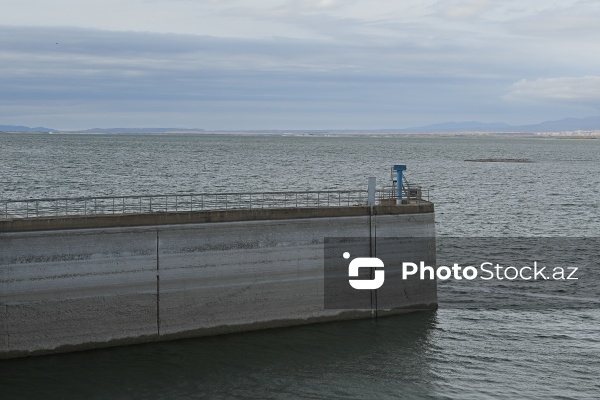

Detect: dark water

[1,134,599,399]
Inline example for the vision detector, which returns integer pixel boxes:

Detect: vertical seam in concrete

[370,209,379,318]
[373,217,377,318]
[156,230,160,337]
[3,303,8,351]
[370,207,378,318]
[369,208,373,314]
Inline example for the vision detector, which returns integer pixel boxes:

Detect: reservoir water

[1,134,599,399]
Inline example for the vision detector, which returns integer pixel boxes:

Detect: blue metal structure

[393,165,407,203]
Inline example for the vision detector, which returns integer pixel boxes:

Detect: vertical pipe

[368,177,376,207]
[396,173,402,203]
[156,230,160,337]
[393,165,407,205]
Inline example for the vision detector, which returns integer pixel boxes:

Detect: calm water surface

[1,134,599,399]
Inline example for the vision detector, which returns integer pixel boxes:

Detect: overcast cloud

[1,0,599,130]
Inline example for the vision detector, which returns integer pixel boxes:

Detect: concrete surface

[0,203,434,232]
[0,206,436,358]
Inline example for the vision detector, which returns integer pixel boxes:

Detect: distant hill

[516,116,600,132]
[0,124,57,132]
[404,116,600,133]
[3,116,600,134]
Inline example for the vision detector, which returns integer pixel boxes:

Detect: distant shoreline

[2,130,599,139]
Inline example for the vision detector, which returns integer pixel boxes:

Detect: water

[1,134,599,399]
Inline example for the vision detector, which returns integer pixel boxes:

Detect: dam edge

[1,202,437,359]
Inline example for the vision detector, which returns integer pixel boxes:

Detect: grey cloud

[1,19,598,129]
[504,2,600,39]
[505,76,600,108]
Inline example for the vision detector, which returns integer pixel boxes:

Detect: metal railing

[0,190,362,219]
[0,187,430,220]
[378,184,430,204]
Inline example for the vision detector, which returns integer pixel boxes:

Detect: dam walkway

[1,187,429,220]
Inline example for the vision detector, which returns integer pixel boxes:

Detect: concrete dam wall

[0,205,436,359]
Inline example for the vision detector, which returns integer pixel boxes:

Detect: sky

[2,0,600,130]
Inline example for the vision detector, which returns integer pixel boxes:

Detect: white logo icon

[344,252,385,290]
